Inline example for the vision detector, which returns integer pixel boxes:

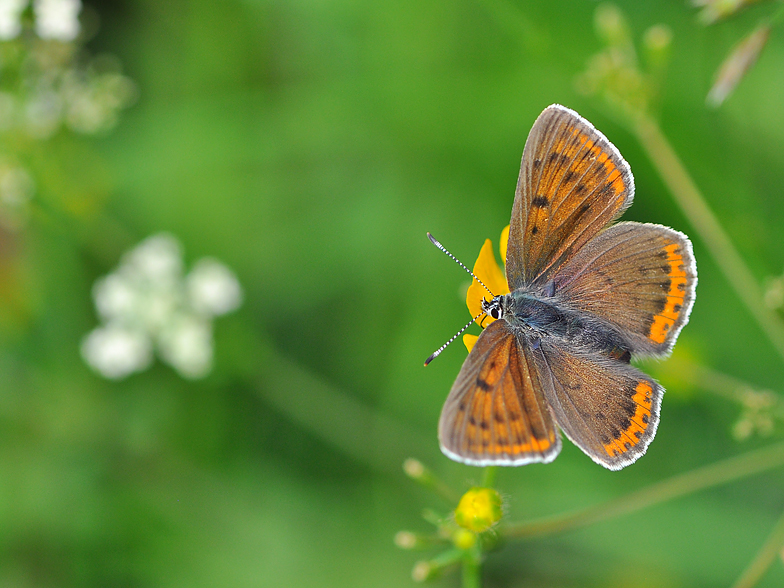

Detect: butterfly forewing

[552,222,697,356]
[533,340,663,470]
[439,321,561,466]
[506,105,634,289]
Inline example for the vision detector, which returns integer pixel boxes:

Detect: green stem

[631,113,784,364]
[462,544,482,588]
[406,460,462,505]
[503,440,784,539]
[418,549,464,581]
[482,466,498,488]
[731,505,784,588]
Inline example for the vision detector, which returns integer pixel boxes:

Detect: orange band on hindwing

[603,381,654,457]
[648,243,688,344]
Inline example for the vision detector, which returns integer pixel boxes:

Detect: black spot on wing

[531,195,549,208]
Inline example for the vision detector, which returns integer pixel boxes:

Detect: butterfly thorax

[498,289,633,362]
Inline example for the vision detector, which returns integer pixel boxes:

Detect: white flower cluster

[0,0,81,42]
[0,58,136,140]
[0,1,135,229]
[81,233,244,380]
[0,0,27,40]
[0,0,136,141]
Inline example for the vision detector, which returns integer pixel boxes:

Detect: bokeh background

[2,0,784,586]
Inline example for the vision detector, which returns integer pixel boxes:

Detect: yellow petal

[500,225,509,263]
[463,333,478,353]
[465,238,510,323]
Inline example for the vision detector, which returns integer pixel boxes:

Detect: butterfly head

[480,296,506,321]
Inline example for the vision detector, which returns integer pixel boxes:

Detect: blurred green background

[2,0,784,586]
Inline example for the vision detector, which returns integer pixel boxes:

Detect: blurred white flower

[83,233,243,380]
[0,2,135,143]
[64,88,106,134]
[34,0,81,41]
[93,272,138,321]
[122,233,183,284]
[81,324,153,380]
[139,283,182,334]
[158,314,213,379]
[187,258,243,316]
[0,0,26,40]
[24,87,64,139]
[63,70,137,134]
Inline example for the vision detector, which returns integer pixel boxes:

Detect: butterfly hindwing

[506,105,634,289]
[532,339,664,470]
[552,221,697,356]
[439,320,561,466]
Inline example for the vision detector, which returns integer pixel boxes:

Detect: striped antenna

[427,232,494,297]
[425,232,496,366]
[424,309,486,366]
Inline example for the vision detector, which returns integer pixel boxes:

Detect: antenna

[427,233,495,298]
[424,309,486,366]
[424,232,497,366]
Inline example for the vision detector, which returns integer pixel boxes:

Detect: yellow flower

[463,226,510,353]
[454,487,503,533]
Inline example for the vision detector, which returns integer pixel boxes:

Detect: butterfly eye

[481,297,505,320]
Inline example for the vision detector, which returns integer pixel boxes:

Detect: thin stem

[461,544,482,588]
[482,466,498,488]
[404,458,462,504]
[731,505,784,588]
[503,441,784,539]
[417,549,464,581]
[631,113,784,364]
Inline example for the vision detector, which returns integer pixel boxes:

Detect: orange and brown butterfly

[430,104,697,470]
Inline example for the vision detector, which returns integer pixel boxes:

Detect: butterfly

[435,104,697,470]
